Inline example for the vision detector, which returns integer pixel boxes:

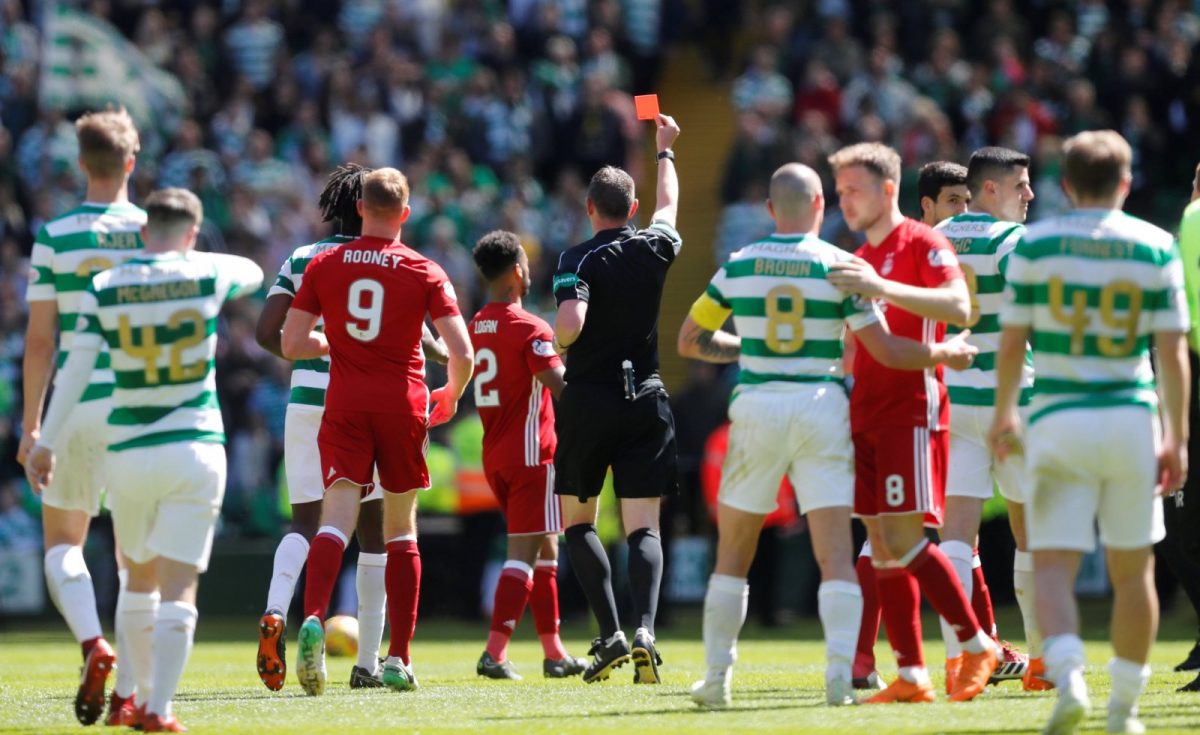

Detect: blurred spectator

[732,45,794,119]
[223,0,284,91]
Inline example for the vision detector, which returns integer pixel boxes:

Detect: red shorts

[853,427,947,527]
[318,409,429,495]
[486,463,562,535]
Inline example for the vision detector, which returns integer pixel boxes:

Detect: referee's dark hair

[587,166,636,221]
[473,229,523,281]
[966,147,1030,197]
[917,161,968,210]
[319,162,373,236]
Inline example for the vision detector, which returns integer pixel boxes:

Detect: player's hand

[940,330,978,371]
[827,257,886,298]
[1157,440,1188,496]
[16,428,39,467]
[25,445,54,495]
[656,114,680,151]
[428,386,458,427]
[988,409,1023,463]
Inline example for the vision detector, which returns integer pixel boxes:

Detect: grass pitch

[2,607,1199,734]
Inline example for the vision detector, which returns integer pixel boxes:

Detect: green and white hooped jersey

[1000,209,1190,424]
[703,234,881,391]
[936,212,1034,406]
[74,251,263,451]
[268,235,353,408]
[26,202,147,402]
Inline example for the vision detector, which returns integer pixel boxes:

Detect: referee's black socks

[627,527,662,638]
[565,523,621,640]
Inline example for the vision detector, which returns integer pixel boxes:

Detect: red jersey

[468,302,562,471]
[850,218,963,432]
[292,236,459,415]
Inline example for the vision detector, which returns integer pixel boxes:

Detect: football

[324,615,359,658]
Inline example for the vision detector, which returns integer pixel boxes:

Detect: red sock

[853,554,880,677]
[486,566,534,661]
[877,566,925,669]
[81,636,102,660]
[971,556,997,639]
[385,539,421,663]
[906,541,981,643]
[303,531,347,621]
[531,561,568,659]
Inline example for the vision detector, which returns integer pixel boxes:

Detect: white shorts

[42,399,109,517]
[1026,405,1165,553]
[946,404,1029,503]
[285,405,383,504]
[720,385,853,515]
[106,442,227,572]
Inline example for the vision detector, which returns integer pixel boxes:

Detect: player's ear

[585,198,595,217]
[140,224,149,242]
[356,200,365,217]
[766,199,775,219]
[628,199,639,221]
[399,204,411,224]
[919,196,932,219]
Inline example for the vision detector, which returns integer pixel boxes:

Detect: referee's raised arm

[651,114,681,228]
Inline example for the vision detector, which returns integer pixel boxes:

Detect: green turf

[2,607,1199,734]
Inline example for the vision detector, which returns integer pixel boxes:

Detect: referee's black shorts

[554,381,678,501]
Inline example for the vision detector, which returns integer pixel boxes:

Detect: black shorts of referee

[555,376,678,501]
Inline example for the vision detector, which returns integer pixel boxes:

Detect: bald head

[768,163,823,231]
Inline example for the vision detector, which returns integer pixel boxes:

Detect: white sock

[356,552,388,673]
[149,601,197,718]
[265,533,310,620]
[818,580,862,682]
[897,666,931,686]
[938,540,974,660]
[118,591,159,703]
[114,569,136,698]
[703,574,748,679]
[1044,634,1087,690]
[44,544,103,643]
[1013,551,1042,657]
[1107,657,1150,716]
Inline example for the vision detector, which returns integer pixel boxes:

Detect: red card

[634,94,660,121]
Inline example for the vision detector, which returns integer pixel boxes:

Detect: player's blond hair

[361,167,410,216]
[145,188,203,239]
[828,142,902,184]
[1062,130,1132,201]
[75,107,140,179]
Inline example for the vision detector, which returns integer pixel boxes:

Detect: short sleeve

[525,321,563,374]
[426,263,461,320]
[268,254,297,297]
[291,254,323,315]
[26,226,56,302]
[999,244,1034,328]
[213,253,264,302]
[553,250,590,304]
[73,286,105,350]
[919,229,965,287]
[995,225,1025,277]
[645,220,683,260]
[843,293,883,332]
[1153,245,1191,333]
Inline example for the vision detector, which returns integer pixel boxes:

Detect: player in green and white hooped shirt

[18,108,145,726]
[677,164,978,709]
[933,147,1046,688]
[252,164,449,691]
[27,189,264,732]
[991,131,1191,735]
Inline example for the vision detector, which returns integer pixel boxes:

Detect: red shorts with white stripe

[852,427,947,527]
[318,409,430,495]
[486,463,561,535]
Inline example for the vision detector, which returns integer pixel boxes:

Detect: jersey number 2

[347,279,384,342]
[474,348,499,407]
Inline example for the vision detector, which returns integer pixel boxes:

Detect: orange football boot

[944,655,963,695]
[949,646,1000,702]
[863,677,937,704]
[1023,656,1054,691]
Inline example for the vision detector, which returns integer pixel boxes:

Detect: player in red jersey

[280,168,474,695]
[826,143,999,703]
[467,230,587,680]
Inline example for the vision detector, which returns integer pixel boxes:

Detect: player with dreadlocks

[253,163,448,692]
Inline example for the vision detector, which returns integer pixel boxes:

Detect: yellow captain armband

[689,292,732,332]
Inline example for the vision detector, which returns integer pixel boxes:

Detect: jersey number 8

[347,278,384,342]
[764,284,805,354]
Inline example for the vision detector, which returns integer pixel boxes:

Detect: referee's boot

[582,631,631,683]
[1175,639,1200,672]
[631,628,662,684]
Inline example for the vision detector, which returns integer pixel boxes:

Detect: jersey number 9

[347,278,384,342]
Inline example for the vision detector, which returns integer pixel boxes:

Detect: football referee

[552,113,681,684]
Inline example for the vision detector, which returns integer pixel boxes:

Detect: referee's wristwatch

[656,149,675,163]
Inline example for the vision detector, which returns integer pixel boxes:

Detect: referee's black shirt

[552,220,683,386]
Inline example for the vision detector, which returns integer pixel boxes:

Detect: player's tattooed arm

[422,322,450,364]
[677,315,740,364]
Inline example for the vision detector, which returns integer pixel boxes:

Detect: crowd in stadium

[2,0,1200,609]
